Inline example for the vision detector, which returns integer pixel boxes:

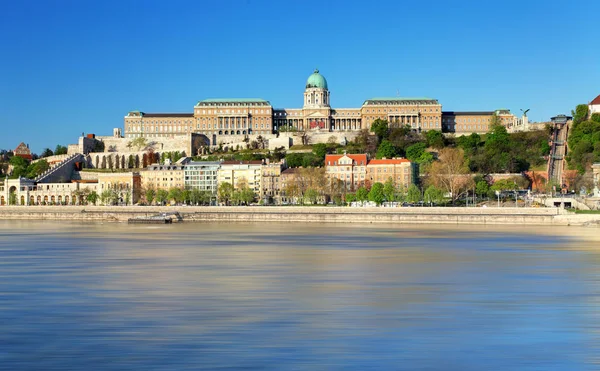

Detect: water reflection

[0,221,599,370]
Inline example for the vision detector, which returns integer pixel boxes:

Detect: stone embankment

[0,205,599,226]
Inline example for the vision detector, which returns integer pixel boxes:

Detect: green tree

[26,159,49,179]
[406,184,422,203]
[475,180,490,197]
[490,179,518,192]
[376,139,396,159]
[182,189,191,205]
[572,104,589,125]
[457,133,482,157]
[240,186,256,205]
[356,186,369,202]
[368,182,385,205]
[9,155,28,168]
[168,187,183,204]
[145,189,156,205]
[423,185,444,205]
[304,188,319,204]
[218,182,234,205]
[54,145,68,155]
[345,193,356,204]
[86,191,98,205]
[406,142,427,163]
[8,192,17,205]
[383,178,396,202]
[155,189,168,205]
[425,130,445,149]
[100,189,114,205]
[312,143,328,159]
[40,148,54,158]
[371,119,389,141]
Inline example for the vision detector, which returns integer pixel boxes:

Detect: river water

[1,220,599,370]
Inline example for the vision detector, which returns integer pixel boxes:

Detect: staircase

[35,153,84,183]
[547,122,568,186]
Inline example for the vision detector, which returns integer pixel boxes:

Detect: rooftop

[325,153,368,164]
[364,97,438,105]
[367,158,410,165]
[590,94,600,106]
[141,113,194,118]
[196,98,270,105]
[221,160,263,165]
[443,111,495,116]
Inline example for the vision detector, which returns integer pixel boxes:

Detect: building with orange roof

[367,158,415,190]
[325,153,368,191]
[14,142,32,160]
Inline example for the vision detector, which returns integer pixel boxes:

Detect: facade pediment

[304,111,329,118]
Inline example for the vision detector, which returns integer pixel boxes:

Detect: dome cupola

[306,69,328,90]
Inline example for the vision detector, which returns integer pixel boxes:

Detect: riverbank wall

[0,206,599,226]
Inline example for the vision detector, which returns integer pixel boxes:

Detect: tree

[423,185,444,205]
[240,187,255,205]
[304,188,319,205]
[167,187,183,204]
[370,119,389,141]
[86,191,98,205]
[54,145,68,155]
[425,130,445,149]
[376,140,396,159]
[356,186,369,202]
[312,143,328,159]
[383,178,396,202]
[428,147,474,204]
[145,189,156,205]
[155,189,168,205]
[26,159,49,179]
[40,148,54,158]
[406,184,422,203]
[218,182,234,205]
[368,182,385,205]
[475,180,490,197]
[345,193,356,204]
[406,142,427,163]
[182,189,191,205]
[7,156,28,178]
[100,189,114,205]
[572,104,589,125]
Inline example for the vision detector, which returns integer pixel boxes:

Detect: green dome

[306,69,328,89]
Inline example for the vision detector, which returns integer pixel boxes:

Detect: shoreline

[0,205,599,226]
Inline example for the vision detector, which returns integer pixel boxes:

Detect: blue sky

[1,0,598,154]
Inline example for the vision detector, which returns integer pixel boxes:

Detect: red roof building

[367,158,414,189]
[325,153,368,191]
[590,94,600,115]
[14,142,32,160]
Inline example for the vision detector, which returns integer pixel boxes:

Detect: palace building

[123,69,517,143]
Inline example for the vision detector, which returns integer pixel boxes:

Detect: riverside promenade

[0,205,599,226]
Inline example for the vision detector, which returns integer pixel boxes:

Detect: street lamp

[495,190,500,208]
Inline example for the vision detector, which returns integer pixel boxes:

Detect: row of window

[197,109,269,114]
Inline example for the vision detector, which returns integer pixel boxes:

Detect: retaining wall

[0,206,596,226]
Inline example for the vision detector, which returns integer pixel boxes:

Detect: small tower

[303,69,330,109]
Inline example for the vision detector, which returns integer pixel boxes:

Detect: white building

[590,94,600,115]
